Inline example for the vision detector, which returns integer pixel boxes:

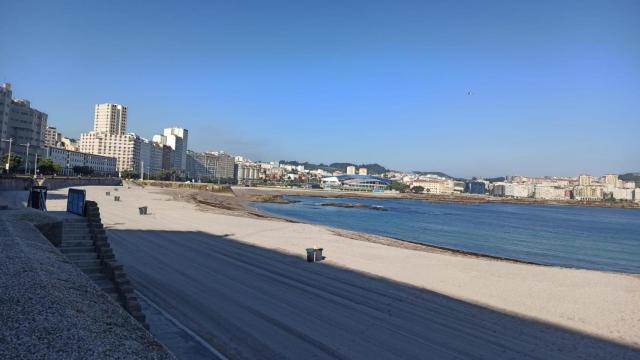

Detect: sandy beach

[46,184,640,357]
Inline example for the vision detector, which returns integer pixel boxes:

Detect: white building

[45,147,117,176]
[534,185,569,200]
[494,183,534,198]
[60,137,79,151]
[358,167,368,176]
[411,179,454,194]
[44,126,62,147]
[235,162,262,184]
[79,132,141,173]
[94,103,127,135]
[153,127,188,171]
[346,166,356,175]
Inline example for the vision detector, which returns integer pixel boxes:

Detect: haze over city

[2,0,638,178]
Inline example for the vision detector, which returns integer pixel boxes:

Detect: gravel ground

[0,208,174,360]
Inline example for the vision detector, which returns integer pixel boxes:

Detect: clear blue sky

[1,0,638,177]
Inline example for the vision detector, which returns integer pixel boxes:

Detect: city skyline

[1,0,639,177]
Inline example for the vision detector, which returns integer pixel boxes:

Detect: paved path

[108,228,638,360]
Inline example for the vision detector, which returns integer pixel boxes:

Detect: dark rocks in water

[321,203,387,211]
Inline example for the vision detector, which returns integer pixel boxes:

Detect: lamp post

[20,142,30,175]
[1,138,13,173]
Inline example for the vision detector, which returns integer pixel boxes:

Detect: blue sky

[1,0,638,177]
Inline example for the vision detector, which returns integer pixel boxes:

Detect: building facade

[79,132,141,173]
[321,174,391,192]
[45,147,117,176]
[44,126,62,147]
[186,150,235,182]
[140,138,164,175]
[94,103,128,135]
[0,83,48,166]
[153,127,188,171]
[235,162,262,185]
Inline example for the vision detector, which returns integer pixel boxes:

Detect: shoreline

[235,185,640,209]
[166,186,639,276]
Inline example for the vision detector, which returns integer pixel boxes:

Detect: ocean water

[253,196,640,273]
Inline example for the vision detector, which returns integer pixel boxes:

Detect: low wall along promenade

[136,180,231,193]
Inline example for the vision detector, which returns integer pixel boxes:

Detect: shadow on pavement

[107,229,639,360]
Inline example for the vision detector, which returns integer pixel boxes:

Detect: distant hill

[413,171,454,179]
[619,172,640,186]
[279,161,389,175]
[330,163,389,175]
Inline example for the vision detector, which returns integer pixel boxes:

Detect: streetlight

[1,137,13,173]
[20,142,30,175]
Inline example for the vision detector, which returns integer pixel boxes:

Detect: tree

[1,154,22,173]
[411,186,425,194]
[388,180,409,192]
[120,170,139,179]
[38,158,61,175]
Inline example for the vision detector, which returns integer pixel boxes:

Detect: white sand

[47,185,640,349]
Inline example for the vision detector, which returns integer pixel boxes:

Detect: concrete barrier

[0,177,35,191]
[136,180,231,193]
[41,177,123,190]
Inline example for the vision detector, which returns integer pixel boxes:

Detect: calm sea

[253,196,640,273]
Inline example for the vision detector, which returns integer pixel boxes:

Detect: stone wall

[41,177,123,190]
[136,180,231,193]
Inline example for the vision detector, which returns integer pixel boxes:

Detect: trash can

[314,248,324,261]
[138,206,147,215]
[114,196,120,202]
[306,248,316,262]
[106,191,110,196]
[28,186,48,211]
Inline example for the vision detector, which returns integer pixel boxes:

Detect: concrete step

[60,246,95,254]
[67,253,98,261]
[63,235,92,241]
[62,240,94,248]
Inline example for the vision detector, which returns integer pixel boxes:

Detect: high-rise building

[94,103,128,135]
[358,167,368,175]
[140,138,164,175]
[44,126,62,147]
[153,127,188,171]
[186,150,234,181]
[578,175,592,186]
[346,166,356,175]
[0,83,48,164]
[604,174,619,187]
[79,132,141,173]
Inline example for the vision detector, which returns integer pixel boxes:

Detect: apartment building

[153,127,188,171]
[0,83,48,164]
[140,138,164,175]
[79,132,141,173]
[44,126,62,147]
[94,103,127,135]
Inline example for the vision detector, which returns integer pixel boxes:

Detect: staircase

[59,217,120,303]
